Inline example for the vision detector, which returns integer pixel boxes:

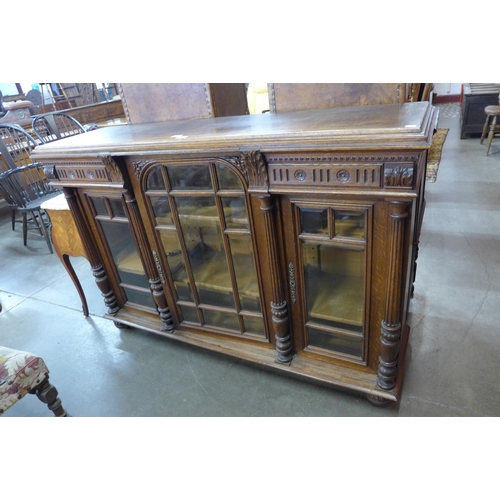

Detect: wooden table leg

[60,253,89,317]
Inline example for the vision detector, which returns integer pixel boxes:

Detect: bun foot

[366,394,391,406]
[114,321,130,329]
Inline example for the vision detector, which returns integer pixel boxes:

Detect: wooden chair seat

[0,346,69,416]
[484,105,500,115]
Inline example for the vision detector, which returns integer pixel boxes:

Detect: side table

[41,193,89,316]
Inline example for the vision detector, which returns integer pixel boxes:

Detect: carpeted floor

[425,128,449,182]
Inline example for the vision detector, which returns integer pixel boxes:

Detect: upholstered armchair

[0,346,69,416]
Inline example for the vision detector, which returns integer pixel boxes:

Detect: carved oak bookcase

[32,102,438,405]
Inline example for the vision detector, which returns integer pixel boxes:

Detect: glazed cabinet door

[80,188,159,314]
[127,158,268,341]
[281,196,374,367]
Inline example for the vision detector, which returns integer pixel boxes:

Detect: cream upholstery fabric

[0,346,49,414]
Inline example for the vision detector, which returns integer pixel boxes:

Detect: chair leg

[22,212,28,245]
[30,210,44,236]
[486,115,497,156]
[37,210,54,254]
[11,208,16,231]
[29,375,70,417]
[480,115,490,144]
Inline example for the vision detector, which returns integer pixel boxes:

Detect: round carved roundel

[336,170,350,183]
[294,169,307,181]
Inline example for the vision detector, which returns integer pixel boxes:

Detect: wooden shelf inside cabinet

[116,248,144,275]
[174,252,259,299]
[309,276,364,327]
[202,255,258,298]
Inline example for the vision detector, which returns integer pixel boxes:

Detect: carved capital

[99,155,123,182]
[384,164,414,188]
[223,152,268,191]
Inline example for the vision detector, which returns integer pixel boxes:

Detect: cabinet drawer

[56,163,110,182]
[44,156,124,186]
[269,162,382,188]
[266,155,418,191]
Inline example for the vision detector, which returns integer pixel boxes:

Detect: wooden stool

[480,105,500,155]
[0,346,69,416]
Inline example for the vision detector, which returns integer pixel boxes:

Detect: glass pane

[109,198,126,218]
[222,197,249,229]
[99,220,150,289]
[146,165,165,190]
[176,195,218,222]
[158,229,193,302]
[167,165,212,190]
[307,327,363,357]
[124,287,156,309]
[150,196,173,225]
[303,242,364,333]
[176,197,234,308]
[334,210,365,239]
[300,208,328,235]
[91,197,108,216]
[180,305,200,324]
[243,316,265,337]
[228,233,261,313]
[216,163,243,190]
[203,309,240,332]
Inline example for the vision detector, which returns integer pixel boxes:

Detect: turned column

[376,200,409,391]
[122,188,174,331]
[63,187,119,314]
[259,196,293,364]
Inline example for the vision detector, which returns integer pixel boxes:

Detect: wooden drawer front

[269,163,382,188]
[56,164,110,182]
[44,156,123,185]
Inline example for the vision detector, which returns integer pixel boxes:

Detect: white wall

[0,82,38,96]
[433,83,462,96]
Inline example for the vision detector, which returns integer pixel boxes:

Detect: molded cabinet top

[32,102,438,160]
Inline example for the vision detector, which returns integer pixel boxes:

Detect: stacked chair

[32,112,86,143]
[0,124,61,253]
